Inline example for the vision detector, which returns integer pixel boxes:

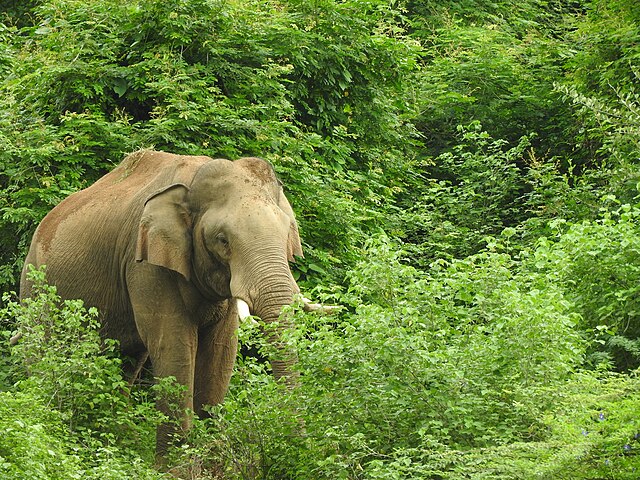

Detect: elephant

[20,150,308,455]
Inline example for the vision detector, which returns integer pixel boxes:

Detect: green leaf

[112,78,128,97]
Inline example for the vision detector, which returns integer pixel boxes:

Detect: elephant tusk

[237,299,260,326]
[302,297,343,315]
[236,298,251,320]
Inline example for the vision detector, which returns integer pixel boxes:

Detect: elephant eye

[216,233,229,248]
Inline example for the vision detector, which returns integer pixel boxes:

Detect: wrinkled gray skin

[20,150,303,455]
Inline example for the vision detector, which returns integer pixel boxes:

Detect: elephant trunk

[233,258,299,384]
[255,284,299,384]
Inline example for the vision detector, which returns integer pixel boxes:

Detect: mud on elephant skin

[20,149,310,456]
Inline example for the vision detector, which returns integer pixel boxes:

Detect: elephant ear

[278,192,304,262]
[135,183,193,280]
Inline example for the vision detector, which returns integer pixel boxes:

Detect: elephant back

[99,150,214,197]
[21,150,214,297]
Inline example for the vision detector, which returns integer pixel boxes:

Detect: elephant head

[135,156,303,381]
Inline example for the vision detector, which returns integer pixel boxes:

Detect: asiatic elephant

[20,150,305,454]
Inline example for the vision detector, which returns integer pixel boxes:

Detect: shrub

[538,370,640,479]
[531,203,640,371]
[0,391,83,480]
[400,124,533,262]
[1,267,162,478]
[411,12,573,157]
[175,235,586,479]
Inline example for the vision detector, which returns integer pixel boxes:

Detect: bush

[400,124,533,262]
[411,9,573,157]
[538,370,640,479]
[0,391,83,480]
[1,267,163,478]
[558,0,640,201]
[173,235,586,478]
[531,203,640,371]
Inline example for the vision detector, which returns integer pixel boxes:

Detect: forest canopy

[1,0,639,478]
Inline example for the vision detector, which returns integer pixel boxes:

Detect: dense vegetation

[1,0,639,478]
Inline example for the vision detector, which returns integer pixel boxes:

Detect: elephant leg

[125,350,150,386]
[141,313,198,457]
[194,300,239,416]
[128,269,199,456]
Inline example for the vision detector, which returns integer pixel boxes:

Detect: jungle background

[1,0,639,478]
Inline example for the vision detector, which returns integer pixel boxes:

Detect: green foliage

[566,0,640,98]
[556,0,640,201]
[385,368,640,480]
[0,390,165,480]
[0,267,163,478]
[532,203,640,371]
[171,236,589,478]
[169,360,300,479]
[0,391,84,480]
[410,3,575,157]
[538,370,640,479]
[2,0,640,478]
[405,0,579,36]
[0,21,16,74]
[400,124,533,262]
[301,237,582,449]
[555,81,640,204]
